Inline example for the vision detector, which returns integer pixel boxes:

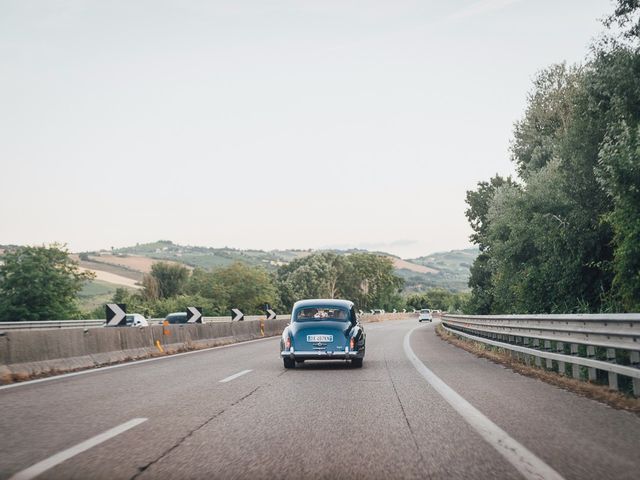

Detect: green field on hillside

[77,280,135,313]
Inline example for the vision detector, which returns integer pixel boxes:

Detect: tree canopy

[0,245,94,321]
[464,2,640,313]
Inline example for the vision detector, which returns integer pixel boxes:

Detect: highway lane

[1,318,639,479]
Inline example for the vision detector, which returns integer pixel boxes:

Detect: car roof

[292,299,354,310]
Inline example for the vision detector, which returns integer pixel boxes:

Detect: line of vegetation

[464,1,640,314]
[0,245,469,321]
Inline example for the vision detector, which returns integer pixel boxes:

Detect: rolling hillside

[74,241,477,293]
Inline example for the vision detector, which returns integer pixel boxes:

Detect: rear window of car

[294,307,349,322]
[420,309,431,313]
[166,313,187,324]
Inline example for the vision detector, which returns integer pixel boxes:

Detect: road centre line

[8,418,148,480]
[0,336,277,392]
[219,369,252,383]
[404,326,565,480]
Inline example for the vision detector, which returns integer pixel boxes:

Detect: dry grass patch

[436,324,640,415]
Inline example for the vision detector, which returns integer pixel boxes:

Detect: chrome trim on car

[280,350,360,358]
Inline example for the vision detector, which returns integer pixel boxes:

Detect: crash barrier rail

[0,320,107,330]
[441,314,640,397]
[0,316,292,330]
[0,311,412,330]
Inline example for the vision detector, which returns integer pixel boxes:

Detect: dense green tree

[339,253,404,311]
[214,262,279,314]
[148,262,189,299]
[277,252,403,311]
[0,245,94,321]
[464,175,518,313]
[464,1,640,314]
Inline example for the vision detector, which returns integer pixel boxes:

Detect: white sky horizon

[0,0,613,259]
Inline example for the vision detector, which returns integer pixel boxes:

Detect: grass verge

[436,324,640,415]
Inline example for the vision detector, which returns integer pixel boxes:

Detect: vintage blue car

[280,299,366,368]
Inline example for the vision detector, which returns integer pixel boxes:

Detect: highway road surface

[1,318,639,479]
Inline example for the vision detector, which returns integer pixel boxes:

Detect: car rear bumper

[281,349,364,360]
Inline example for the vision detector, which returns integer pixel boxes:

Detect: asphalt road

[1,318,639,480]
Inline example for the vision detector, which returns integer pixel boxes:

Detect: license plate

[307,334,333,343]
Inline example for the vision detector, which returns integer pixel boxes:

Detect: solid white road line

[0,336,278,391]
[219,369,253,383]
[8,418,148,480]
[404,326,565,480]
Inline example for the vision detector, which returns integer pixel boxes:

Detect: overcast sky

[0,0,612,259]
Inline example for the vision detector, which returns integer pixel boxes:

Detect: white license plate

[307,334,333,343]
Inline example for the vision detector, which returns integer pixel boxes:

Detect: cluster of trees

[104,261,279,319]
[111,251,406,318]
[465,1,640,314]
[0,245,94,321]
[405,289,469,312]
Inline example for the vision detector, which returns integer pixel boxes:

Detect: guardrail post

[556,342,565,375]
[631,351,640,397]
[544,340,553,369]
[570,344,580,379]
[606,348,618,391]
[532,339,542,367]
[586,346,597,381]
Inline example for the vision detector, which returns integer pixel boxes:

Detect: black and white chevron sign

[231,308,244,322]
[106,303,126,326]
[186,306,203,323]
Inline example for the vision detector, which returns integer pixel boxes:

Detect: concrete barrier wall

[0,318,290,384]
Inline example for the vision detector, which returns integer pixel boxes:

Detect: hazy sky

[0,0,612,258]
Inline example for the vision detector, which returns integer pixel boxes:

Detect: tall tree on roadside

[0,245,94,321]
[464,175,518,314]
[148,262,189,299]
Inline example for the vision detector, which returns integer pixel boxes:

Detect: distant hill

[1,242,478,299]
[401,247,479,292]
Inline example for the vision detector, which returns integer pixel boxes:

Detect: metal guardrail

[0,320,106,330]
[0,315,293,330]
[441,314,640,397]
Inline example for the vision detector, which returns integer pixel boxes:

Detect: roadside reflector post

[260,319,265,337]
[163,320,170,336]
[155,340,164,353]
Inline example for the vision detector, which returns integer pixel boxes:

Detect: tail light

[285,336,291,349]
[350,337,355,350]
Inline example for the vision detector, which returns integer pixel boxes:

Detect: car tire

[351,358,363,368]
[283,358,295,369]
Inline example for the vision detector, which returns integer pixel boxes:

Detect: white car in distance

[125,314,149,327]
[418,309,432,322]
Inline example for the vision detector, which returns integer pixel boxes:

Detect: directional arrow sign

[106,303,126,326]
[186,306,203,323]
[266,308,276,321]
[231,308,244,322]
